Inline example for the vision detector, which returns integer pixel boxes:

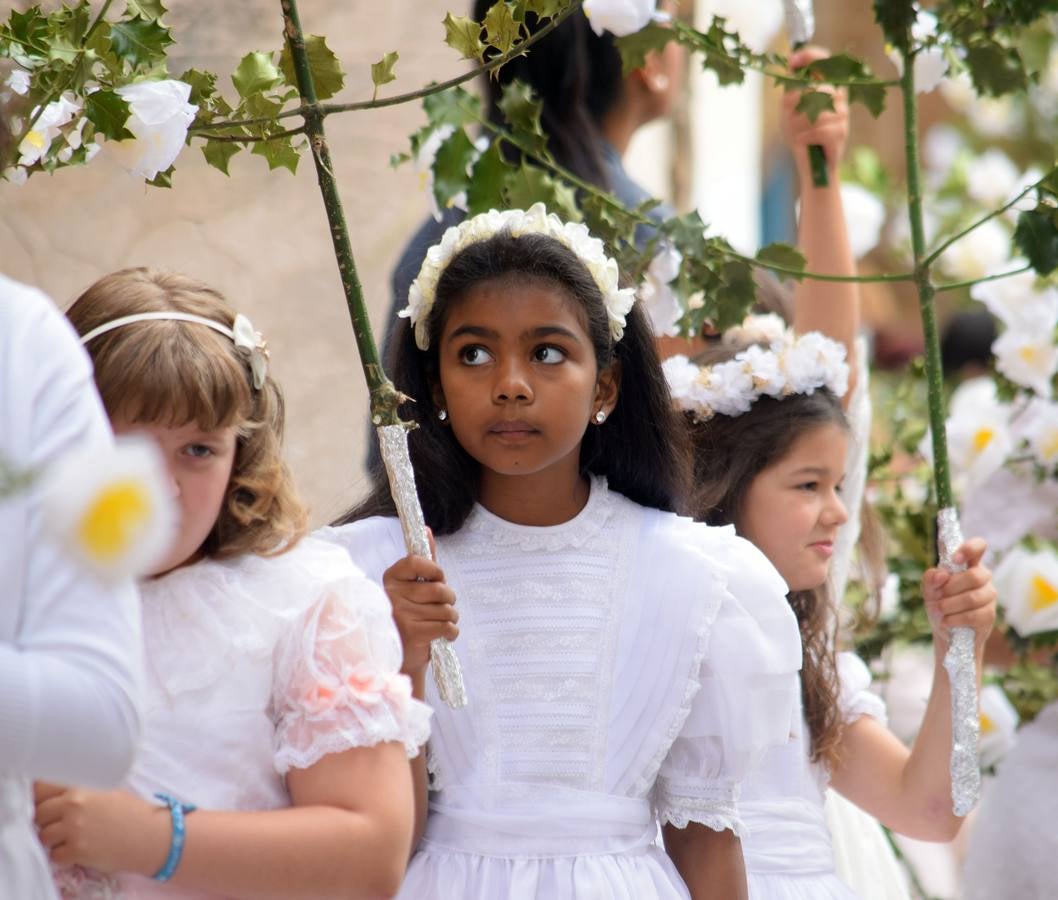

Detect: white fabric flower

[109,79,197,180]
[722,313,790,349]
[639,244,683,337]
[966,149,1020,209]
[839,183,886,259]
[879,573,901,621]
[992,328,1058,398]
[924,124,965,172]
[662,354,701,414]
[993,545,1058,637]
[978,684,1019,769]
[5,68,30,96]
[39,437,176,582]
[2,165,28,185]
[1024,401,1058,468]
[942,397,1014,493]
[583,0,659,37]
[971,266,1058,333]
[17,92,81,166]
[415,124,456,222]
[741,344,785,396]
[939,217,1011,282]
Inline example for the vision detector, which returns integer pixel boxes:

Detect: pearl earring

[594,410,606,424]
[438,409,448,422]
[652,73,670,92]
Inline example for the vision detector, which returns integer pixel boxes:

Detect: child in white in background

[40,268,430,900]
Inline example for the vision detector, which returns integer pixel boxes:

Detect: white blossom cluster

[663,324,849,421]
[401,203,637,350]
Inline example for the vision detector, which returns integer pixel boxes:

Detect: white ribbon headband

[79,311,269,389]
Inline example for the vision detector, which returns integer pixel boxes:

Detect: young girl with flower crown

[663,330,997,900]
[325,203,803,899]
[37,268,431,900]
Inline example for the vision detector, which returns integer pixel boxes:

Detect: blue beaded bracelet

[152,792,197,882]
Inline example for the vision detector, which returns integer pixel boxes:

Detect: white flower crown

[663,318,850,421]
[400,202,637,350]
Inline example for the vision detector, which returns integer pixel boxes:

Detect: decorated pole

[280,0,466,708]
[781,0,828,188]
[898,26,980,816]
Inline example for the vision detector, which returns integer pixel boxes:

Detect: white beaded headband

[79,311,269,389]
[399,202,637,351]
[663,316,850,421]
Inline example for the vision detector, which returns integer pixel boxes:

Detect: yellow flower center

[1029,573,1058,612]
[979,712,995,734]
[972,427,994,453]
[1041,431,1058,463]
[25,130,46,149]
[1018,345,1040,365]
[78,480,152,562]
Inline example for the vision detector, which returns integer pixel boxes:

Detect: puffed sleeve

[837,650,887,727]
[655,524,802,837]
[270,539,431,772]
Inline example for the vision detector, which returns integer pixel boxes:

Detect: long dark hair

[345,230,691,533]
[689,385,849,770]
[472,1,625,188]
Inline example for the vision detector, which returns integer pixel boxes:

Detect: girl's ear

[429,380,448,419]
[594,361,621,419]
[629,51,670,96]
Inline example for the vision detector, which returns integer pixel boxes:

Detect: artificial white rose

[18,92,81,166]
[966,149,1020,208]
[971,266,1058,332]
[110,79,197,180]
[941,396,1014,493]
[1024,401,1058,468]
[583,0,658,37]
[741,344,785,396]
[707,361,755,416]
[640,245,683,337]
[6,68,30,96]
[993,545,1058,637]
[840,183,886,259]
[662,354,700,412]
[992,328,1058,397]
[978,684,1019,769]
[939,217,1011,282]
[722,313,789,349]
[2,165,28,185]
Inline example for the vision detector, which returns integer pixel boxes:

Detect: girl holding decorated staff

[663,326,997,899]
[39,268,430,900]
[326,204,803,899]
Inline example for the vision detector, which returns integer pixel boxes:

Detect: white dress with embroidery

[55,536,432,900]
[325,477,802,900]
[743,652,889,900]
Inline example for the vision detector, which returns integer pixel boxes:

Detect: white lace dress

[55,536,432,900]
[743,652,888,900]
[324,477,802,899]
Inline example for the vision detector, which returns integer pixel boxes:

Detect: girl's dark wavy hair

[343,230,691,533]
[472,1,625,188]
[687,373,849,771]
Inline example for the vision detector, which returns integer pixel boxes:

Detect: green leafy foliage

[251,134,299,174]
[232,51,281,98]
[1014,205,1058,275]
[515,0,567,18]
[497,79,550,159]
[802,54,887,118]
[109,15,172,68]
[201,139,240,175]
[124,0,168,22]
[503,162,581,222]
[964,39,1029,95]
[756,242,806,279]
[794,89,835,123]
[466,141,511,214]
[84,89,133,141]
[279,35,344,101]
[443,12,485,62]
[370,50,398,98]
[483,1,521,56]
[431,127,477,212]
[873,0,915,53]
[613,22,674,76]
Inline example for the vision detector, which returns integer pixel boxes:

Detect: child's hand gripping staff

[280,0,466,706]
[782,0,829,188]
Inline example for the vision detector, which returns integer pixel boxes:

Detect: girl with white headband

[665,326,997,899]
[38,268,431,899]
[325,204,802,898]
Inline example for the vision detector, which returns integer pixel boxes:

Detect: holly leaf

[202,140,241,175]
[109,15,172,68]
[614,22,674,76]
[443,12,485,62]
[251,135,300,174]
[2,7,51,64]
[423,85,481,129]
[873,0,915,53]
[84,89,134,141]
[756,242,806,280]
[794,89,835,123]
[1014,206,1058,275]
[180,67,217,108]
[390,151,411,168]
[849,81,886,118]
[964,40,1028,96]
[370,50,398,99]
[498,79,549,159]
[516,0,565,18]
[147,164,174,188]
[503,162,581,222]
[484,1,521,56]
[432,127,477,212]
[713,259,757,330]
[125,0,168,21]
[233,51,282,98]
[802,54,886,117]
[279,34,344,100]
[466,140,511,214]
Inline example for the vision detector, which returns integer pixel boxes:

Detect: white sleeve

[0,278,142,787]
[837,651,887,727]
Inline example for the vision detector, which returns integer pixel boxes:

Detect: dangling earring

[437,409,448,422]
[594,410,607,424]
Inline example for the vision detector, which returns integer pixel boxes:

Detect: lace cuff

[655,776,745,839]
[272,573,432,773]
[837,651,888,727]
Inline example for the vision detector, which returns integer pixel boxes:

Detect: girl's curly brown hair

[68,267,307,560]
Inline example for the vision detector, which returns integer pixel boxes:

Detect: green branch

[200,125,306,144]
[195,1,583,136]
[934,263,1034,294]
[281,0,403,425]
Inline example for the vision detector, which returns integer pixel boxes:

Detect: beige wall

[1,0,461,524]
